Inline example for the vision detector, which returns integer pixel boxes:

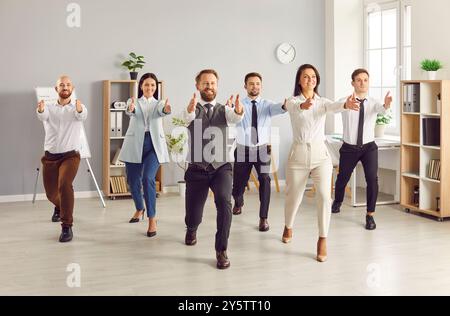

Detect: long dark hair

[293,64,321,97]
[138,73,159,99]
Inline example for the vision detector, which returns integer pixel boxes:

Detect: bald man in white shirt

[331,69,393,231]
[37,75,87,242]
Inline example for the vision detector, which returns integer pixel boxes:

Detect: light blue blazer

[119,96,170,164]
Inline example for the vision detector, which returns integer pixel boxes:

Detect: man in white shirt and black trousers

[331,69,393,230]
[36,75,87,242]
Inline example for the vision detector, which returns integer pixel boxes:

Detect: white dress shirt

[182,98,244,125]
[339,96,387,145]
[36,100,87,154]
[235,96,286,147]
[142,96,156,132]
[286,94,344,143]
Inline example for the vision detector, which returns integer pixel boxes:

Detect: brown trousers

[41,151,80,227]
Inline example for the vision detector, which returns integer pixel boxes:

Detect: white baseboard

[0,182,288,203]
[0,191,101,203]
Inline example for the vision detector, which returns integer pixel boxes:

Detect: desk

[326,135,400,207]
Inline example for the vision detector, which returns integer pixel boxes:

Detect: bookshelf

[102,80,164,199]
[400,80,450,220]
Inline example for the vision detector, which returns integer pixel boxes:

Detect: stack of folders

[110,176,128,194]
[403,83,420,112]
[427,159,441,181]
[110,111,123,137]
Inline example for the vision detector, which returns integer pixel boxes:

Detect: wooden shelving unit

[102,80,164,199]
[400,80,450,220]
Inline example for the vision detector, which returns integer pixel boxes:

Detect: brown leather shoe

[259,218,270,232]
[282,226,292,243]
[316,237,327,262]
[185,230,197,246]
[232,205,242,215]
[216,251,230,270]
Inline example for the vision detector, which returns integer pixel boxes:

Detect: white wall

[411,0,450,79]
[325,0,364,134]
[0,0,326,197]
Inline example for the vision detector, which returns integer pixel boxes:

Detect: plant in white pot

[421,59,443,80]
[375,110,392,138]
[166,117,189,196]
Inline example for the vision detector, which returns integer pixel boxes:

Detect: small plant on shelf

[121,52,145,80]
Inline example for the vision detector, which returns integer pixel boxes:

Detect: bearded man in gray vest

[182,69,244,270]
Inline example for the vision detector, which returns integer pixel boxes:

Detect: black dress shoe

[259,218,270,232]
[365,215,377,230]
[59,226,73,242]
[232,205,242,215]
[331,201,342,214]
[216,251,230,270]
[129,210,145,223]
[51,207,61,222]
[147,231,157,238]
[185,230,197,246]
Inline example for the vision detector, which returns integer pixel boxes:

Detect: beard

[200,89,216,102]
[58,90,72,99]
[248,90,259,97]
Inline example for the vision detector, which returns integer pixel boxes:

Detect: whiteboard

[35,87,91,159]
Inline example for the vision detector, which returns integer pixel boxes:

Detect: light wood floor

[1,190,450,296]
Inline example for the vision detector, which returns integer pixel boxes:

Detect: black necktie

[251,100,258,145]
[357,98,365,147]
[205,103,213,119]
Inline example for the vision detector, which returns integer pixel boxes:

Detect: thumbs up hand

[128,97,135,112]
[234,94,243,114]
[187,93,197,113]
[384,91,393,109]
[345,93,360,111]
[300,98,314,110]
[163,98,171,114]
[75,99,83,113]
[37,100,45,113]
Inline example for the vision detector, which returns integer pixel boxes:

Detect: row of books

[403,83,420,112]
[110,176,128,194]
[427,159,441,180]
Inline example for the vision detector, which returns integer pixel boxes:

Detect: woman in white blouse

[282,64,358,262]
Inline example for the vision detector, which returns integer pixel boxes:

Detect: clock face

[276,43,296,64]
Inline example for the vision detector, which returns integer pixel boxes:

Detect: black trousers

[334,142,379,212]
[184,163,232,252]
[232,145,271,219]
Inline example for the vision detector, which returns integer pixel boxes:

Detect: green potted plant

[166,117,189,196]
[420,59,443,80]
[375,110,392,138]
[121,52,145,80]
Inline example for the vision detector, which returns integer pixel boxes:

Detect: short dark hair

[138,73,159,99]
[351,68,370,81]
[244,72,262,84]
[195,69,219,84]
[294,64,321,96]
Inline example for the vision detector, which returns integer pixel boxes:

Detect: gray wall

[0,0,326,196]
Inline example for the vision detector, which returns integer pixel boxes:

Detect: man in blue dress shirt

[232,72,287,231]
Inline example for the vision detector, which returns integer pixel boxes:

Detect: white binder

[116,111,123,137]
[110,112,116,137]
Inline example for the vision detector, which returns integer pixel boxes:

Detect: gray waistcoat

[187,103,230,170]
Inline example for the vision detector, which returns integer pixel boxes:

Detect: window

[364,0,412,135]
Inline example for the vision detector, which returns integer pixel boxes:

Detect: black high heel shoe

[129,209,145,223]
[146,218,157,237]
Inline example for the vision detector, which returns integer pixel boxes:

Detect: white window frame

[364,0,412,136]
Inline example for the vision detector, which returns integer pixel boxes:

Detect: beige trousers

[284,141,333,237]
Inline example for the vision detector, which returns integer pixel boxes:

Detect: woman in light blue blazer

[119,73,171,237]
